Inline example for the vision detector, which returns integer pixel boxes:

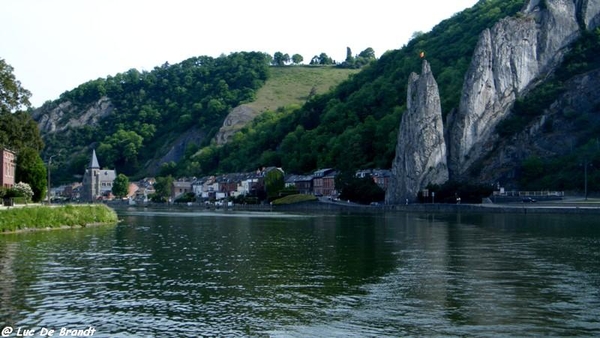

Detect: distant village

[51,150,392,204]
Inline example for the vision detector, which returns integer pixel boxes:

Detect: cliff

[386,60,449,204]
[448,0,600,179]
[472,67,600,186]
[31,97,114,134]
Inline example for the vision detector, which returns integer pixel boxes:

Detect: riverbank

[107,197,600,215]
[0,204,118,233]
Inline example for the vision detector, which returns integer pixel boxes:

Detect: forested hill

[191,0,526,175]
[34,52,270,182]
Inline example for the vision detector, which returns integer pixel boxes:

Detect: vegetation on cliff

[41,52,270,182]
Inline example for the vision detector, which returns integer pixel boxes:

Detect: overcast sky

[1,0,479,107]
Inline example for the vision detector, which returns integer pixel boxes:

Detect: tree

[112,173,130,198]
[318,53,333,65]
[272,52,286,66]
[153,175,174,202]
[15,147,47,202]
[97,129,143,173]
[0,111,44,152]
[0,58,31,114]
[336,173,384,204]
[264,168,284,200]
[358,47,376,59]
[291,54,304,65]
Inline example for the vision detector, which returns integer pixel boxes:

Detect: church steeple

[89,149,100,169]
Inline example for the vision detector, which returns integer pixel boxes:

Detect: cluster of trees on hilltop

[42,52,271,183]
[269,47,377,68]
[187,0,525,177]
[0,58,47,202]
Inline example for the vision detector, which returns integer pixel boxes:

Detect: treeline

[269,47,377,68]
[43,52,271,182]
[187,0,525,176]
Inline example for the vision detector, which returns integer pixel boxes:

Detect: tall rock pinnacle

[386,60,449,204]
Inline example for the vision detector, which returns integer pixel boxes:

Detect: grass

[272,194,318,205]
[245,65,359,113]
[0,204,118,233]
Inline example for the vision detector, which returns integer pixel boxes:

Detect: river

[1,208,599,337]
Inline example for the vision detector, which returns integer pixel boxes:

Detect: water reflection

[0,210,599,337]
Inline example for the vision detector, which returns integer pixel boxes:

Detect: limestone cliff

[386,60,449,204]
[214,105,258,145]
[472,68,600,187]
[31,97,114,134]
[448,0,600,179]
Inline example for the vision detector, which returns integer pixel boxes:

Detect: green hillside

[247,66,360,113]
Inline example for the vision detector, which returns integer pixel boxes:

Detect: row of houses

[57,150,393,202]
[169,168,392,201]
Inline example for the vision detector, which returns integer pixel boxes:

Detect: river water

[0,208,599,337]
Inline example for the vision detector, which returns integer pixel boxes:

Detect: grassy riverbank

[0,204,118,233]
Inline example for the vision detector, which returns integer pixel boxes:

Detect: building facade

[1,148,16,188]
[81,150,116,202]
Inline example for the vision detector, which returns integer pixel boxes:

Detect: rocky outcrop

[214,105,258,145]
[386,60,449,204]
[472,67,600,186]
[32,97,114,134]
[448,0,600,179]
[146,126,207,176]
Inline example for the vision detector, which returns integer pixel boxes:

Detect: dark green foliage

[174,192,196,203]
[153,175,174,202]
[336,172,385,204]
[0,58,31,114]
[112,173,129,198]
[43,52,270,183]
[291,54,304,65]
[264,169,285,200]
[15,147,47,202]
[0,111,44,152]
[422,181,494,204]
[196,0,525,175]
[519,140,600,192]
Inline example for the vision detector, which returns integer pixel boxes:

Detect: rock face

[474,67,600,186]
[448,0,600,179]
[32,97,114,134]
[386,60,449,204]
[214,105,258,145]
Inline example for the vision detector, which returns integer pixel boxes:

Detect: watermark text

[1,326,96,337]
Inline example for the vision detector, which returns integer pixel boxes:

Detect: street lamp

[47,155,56,206]
[582,159,593,201]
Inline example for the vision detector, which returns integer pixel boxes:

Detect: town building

[1,148,16,188]
[80,149,116,202]
[285,175,314,195]
[313,168,337,197]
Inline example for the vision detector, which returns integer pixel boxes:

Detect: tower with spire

[81,149,116,202]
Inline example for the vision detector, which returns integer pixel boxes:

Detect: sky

[1,0,479,108]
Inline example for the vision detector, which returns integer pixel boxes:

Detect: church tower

[81,149,101,202]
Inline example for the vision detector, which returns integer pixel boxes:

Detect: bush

[272,194,318,205]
